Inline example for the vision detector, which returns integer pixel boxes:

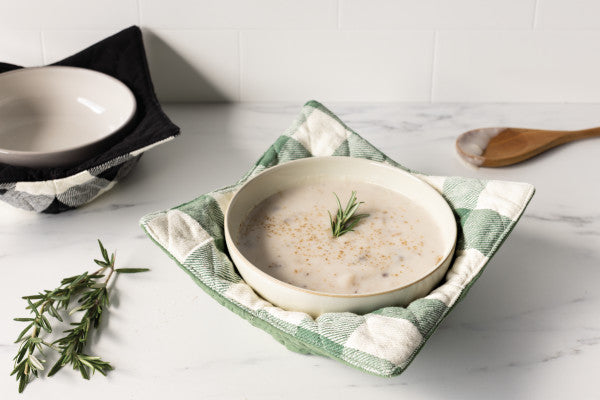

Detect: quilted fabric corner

[140,100,535,377]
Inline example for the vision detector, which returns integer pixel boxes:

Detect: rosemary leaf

[329,191,369,238]
[115,268,151,273]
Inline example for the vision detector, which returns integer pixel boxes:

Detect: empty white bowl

[225,157,457,317]
[0,66,136,168]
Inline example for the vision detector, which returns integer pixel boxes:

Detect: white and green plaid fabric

[140,100,535,377]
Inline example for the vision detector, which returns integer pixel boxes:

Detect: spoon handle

[570,126,600,139]
[514,127,600,148]
[540,126,600,149]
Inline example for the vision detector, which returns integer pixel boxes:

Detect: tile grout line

[136,0,142,25]
[532,0,540,29]
[39,31,47,65]
[238,30,242,102]
[429,31,438,103]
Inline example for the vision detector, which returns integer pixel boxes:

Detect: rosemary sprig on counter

[329,191,369,238]
[11,240,149,393]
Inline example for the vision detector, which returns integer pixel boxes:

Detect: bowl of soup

[224,156,457,317]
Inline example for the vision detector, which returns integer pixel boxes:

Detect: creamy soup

[236,180,444,295]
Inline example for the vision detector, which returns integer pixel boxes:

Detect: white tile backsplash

[144,29,239,102]
[240,30,434,102]
[433,30,600,102]
[536,0,600,29]
[140,0,338,30]
[0,0,138,30]
[2,1,600,102]
[0,31,44,66]
[340,0,536,29]
[42,31,115,64]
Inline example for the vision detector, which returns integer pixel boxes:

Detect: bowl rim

[0,65,137,157]
[224,156,457,299]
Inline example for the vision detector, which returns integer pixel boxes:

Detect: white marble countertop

[1,103,599,399]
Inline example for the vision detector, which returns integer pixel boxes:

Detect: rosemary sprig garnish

[328,191,369,238]
[11,240,149,393]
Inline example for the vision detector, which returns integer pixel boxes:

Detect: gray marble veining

[1,103,599,400]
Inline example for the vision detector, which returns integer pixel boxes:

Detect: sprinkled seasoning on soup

[236,180,444,295]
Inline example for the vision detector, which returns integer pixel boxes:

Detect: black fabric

[95,163,123,181]
[44,198,75,214]
[0,26,179,183]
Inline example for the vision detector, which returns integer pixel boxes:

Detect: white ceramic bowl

[0,66,136,168]
[225,157,457,317]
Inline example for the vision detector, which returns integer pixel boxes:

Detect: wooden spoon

[456,126,600,167]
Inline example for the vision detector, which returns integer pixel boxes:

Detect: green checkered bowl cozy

[140,100,535,377]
